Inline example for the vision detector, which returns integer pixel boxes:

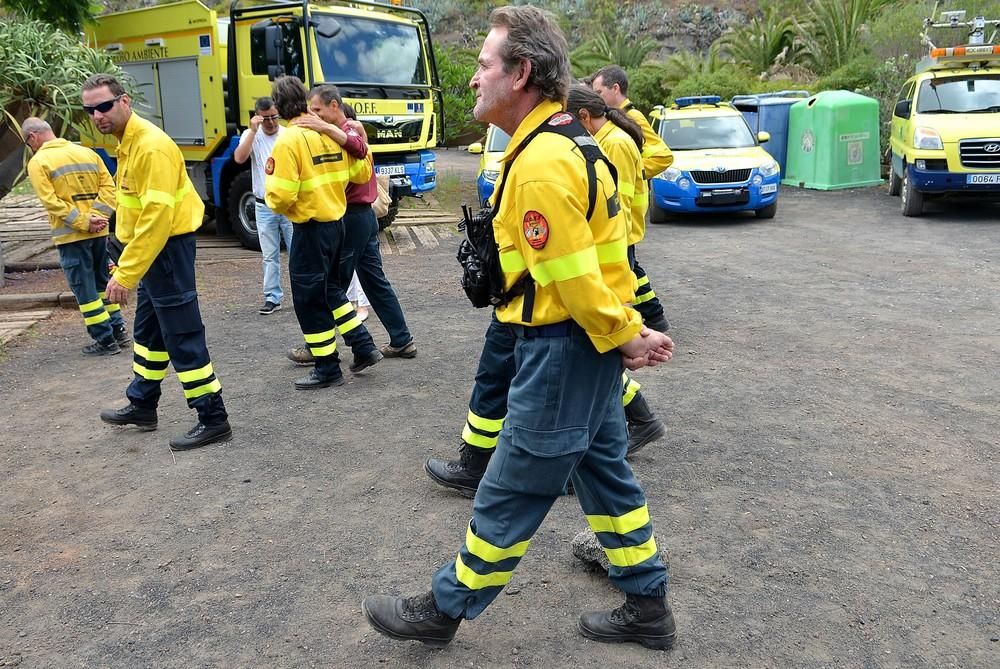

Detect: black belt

[509,321,575,339]
[345,202,372,211]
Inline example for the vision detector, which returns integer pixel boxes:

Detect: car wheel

[755,201,777,219]
[900,167,923,217]
[226,171,261,251]
[648,202,669,224]
[888,165,902,196]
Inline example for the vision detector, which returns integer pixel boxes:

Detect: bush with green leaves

[717,3,800,74]
[435,44,482,146]
[794,0,897,75]
[670,64,766,103]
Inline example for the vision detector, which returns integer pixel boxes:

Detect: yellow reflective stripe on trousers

[84,311,110,326]
[596,237,628,265]
[79,298,104,313]
[587,504,651,535]
[184,378,222,399]
[332,303,362,334]
[133,361,167,381]
[530,247,600,287]
[299,169,350,192]
[465,525,530,563]
[304,329,336,344]
[105,303,121,314]
[310,342,338,357]
[467,411,504,433]
[603,536,658,568]
[176,362,214,383]
[455,553,514,590]
[134,342,170,362]
[462,424,499,448]
[622,373,640,405]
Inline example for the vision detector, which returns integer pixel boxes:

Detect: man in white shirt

[233,97,293,315]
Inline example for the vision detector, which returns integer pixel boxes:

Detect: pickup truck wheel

[227,171,261,251]
[888,165,902,196]
[900,167,923,217]
[377,200,399,231]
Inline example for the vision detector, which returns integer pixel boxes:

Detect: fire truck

[82,0,443,248]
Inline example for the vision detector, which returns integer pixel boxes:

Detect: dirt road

[1,171,998,667]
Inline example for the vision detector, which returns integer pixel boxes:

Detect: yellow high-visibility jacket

[594,121,646,246]
[493,101,642,353]
[264,116,373,223]
[113,113,204,289]
[622,98,673,179]
[27,138,115,246]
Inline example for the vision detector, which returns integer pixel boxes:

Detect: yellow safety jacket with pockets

[622,98,673,179]
[594,122,645,246]
[264,116,373,224]
[27,138,115,246]
[493,101,642,353]
[113,113,204,289]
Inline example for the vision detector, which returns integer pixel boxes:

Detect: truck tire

[377,200,398,231]
[227,171,261,251]
[900,167,923,217]
[888,165,902,196]
[755,201,777,219]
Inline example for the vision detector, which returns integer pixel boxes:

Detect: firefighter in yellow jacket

[23,117,129,356]
[593,64,672,332]
[264,76,380,390]
[364,6,677,651]
[83,74,231,451]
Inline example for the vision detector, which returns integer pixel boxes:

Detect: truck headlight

[913,127,943,150]
[482,170,500,182]
[657,166,682,182]
[759,161,780,178]
[425,161,436,173]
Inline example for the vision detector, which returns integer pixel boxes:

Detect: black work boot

[113,325,132,347]
[643,314,670,333]
[169,420,233,451]
[578,593,677,650]
[363,591,461,647]
[424,443,493,497]
[100,403,158,431]
[625,393,667,456]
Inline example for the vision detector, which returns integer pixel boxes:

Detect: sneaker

[113,326,132,347]
[349,349,383,374]
[83,340,121,356]
[259,301,281,315]
[287,346,315,366]
[381,340,417,359]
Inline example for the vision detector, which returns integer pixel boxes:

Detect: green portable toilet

[782,90,882,190]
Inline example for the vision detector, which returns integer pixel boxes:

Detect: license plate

[376,165,406,176]
[760,183,778,194]
[967,174,1000,184]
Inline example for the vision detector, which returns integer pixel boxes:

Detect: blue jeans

[256,202,293,304]
[57,236,125,345]
[340,204,412,348]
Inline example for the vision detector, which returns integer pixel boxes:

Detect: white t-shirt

[240,125,284,199]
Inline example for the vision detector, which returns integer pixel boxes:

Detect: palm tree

[795,0,898,74]
[717,4,800,74]
[571,30,659,77]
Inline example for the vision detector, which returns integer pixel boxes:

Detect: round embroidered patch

[523,210,549,249]
[265,157,275,175]
[548,112,574,126]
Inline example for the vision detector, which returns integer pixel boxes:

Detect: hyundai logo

[984,143,1000,153]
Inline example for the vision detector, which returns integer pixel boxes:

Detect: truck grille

[361,117,424,146]
[690,168,752,184]
[959,138,1000,169]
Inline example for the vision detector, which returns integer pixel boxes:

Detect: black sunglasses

[83,94,124,115]
[260,114,280,121]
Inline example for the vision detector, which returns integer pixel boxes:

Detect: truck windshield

[658,116,756,150]
[313,15,427,86]
[917,75,1000,113]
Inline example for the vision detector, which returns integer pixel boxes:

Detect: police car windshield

[487,127,511,152]
[917,75,1000,113]
[314,15,427,86]
[658,116,755,150]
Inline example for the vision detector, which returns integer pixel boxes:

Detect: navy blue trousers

[628,244,665,323]
[127,234,227,426]
[57,236,125,345]
[433,322,668,619]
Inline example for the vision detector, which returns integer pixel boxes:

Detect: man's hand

[104,276,130,307]
[619,327,674,370]
[88,214,108,234]
[291,114,330,133]
[249,114,263,132]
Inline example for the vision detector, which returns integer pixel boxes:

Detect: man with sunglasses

[233,97,293,316]
[83,74,232,451]
[22,116,129,356]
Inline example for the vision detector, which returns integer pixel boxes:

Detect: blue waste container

[731,91,810,175]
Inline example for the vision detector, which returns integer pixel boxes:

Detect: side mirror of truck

[894,99,912,119]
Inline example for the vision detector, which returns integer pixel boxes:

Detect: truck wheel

[648,202,669,224]
[755,202,777,219]
[377,200,399,231]
[888,165,902,196]
[900,167,923,217]
[227,171,261,251]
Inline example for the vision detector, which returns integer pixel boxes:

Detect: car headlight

[482,170,500,182]
[658,166,682,182]
[759,161,780,178]
[913,127,943,150]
